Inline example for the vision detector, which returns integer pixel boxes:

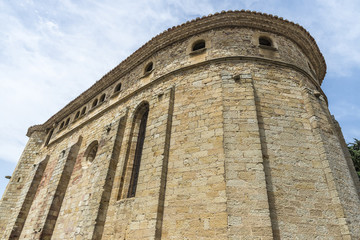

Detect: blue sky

[1,0,359,197]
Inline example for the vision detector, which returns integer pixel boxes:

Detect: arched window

[127,102,149,198]
[81,107,87,115]
[259,36,272,47]
[192,40,206,51]
[114,83,122,93]
[144,62,153,74]
[59,121,64,129]
[85,141,98,163]
[64,118,70,126]
[99,94,106,103]
[75,111,80,120]
[92,99,98,108]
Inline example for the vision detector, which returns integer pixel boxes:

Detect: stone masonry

[1,10,359,239]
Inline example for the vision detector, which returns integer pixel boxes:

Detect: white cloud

[311,0,360,76]
[0,0,183,163]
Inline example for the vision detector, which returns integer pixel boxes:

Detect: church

[1,10,359,239]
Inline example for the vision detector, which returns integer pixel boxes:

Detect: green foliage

[348,138,360,179]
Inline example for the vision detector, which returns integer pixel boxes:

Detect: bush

[348,138,360,180]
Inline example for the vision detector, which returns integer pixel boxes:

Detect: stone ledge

[259,45,278,51]
[189,48,207,56]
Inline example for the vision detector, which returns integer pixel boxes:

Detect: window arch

[59,121,64,130]
[259,36,272,47]
[64,118,70,126]
[85,141,98,163]
[81,107,87,115]
[192,40,206,51]
[117,102,150,200]
[127,102,149,198]
[144,62,153,74]
[99,93,106,103]
[114,83,122,93]
[75,111,80,120]
[92,99,98,108]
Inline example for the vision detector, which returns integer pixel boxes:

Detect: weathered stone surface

[1,10,359,240]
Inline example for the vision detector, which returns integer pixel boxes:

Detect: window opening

[192,40,206,51]
[59,121,64,129]
[259,37,272,47]
[127,107,149,198]
[65,118,70,126]
[114,83,122,93]
[92,99,98,108]
[75,111,80,120]
[100,94,106,103]
[86,141,98,163]
[144,62,153,73]
[81,107,87,115]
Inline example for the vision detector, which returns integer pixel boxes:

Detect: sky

[0,0,359,197]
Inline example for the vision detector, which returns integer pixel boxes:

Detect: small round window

[85,141,98,163]
[259,37,272,47]
[192,40,206,51]
[144,62,153,74]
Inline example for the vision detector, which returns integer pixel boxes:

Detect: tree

[348,138,360,179]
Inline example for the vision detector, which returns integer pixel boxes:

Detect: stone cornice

[27,10,326,137]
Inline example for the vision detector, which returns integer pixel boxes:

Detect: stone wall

[0,131,46,238]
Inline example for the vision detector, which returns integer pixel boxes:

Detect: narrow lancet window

[127,104,149,198]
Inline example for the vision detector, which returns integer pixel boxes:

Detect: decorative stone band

[27,10,326,137]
